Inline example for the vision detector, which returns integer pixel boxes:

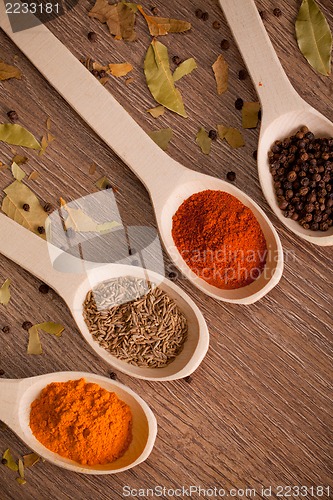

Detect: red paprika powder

[172,190,267,290]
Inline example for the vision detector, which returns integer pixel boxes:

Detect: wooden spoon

[219,0,333,246]
[0,371,157,474]
[0,6,283,302]
[0,213,209,381]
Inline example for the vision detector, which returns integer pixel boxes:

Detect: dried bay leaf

[217,125,245,148]
[122,2,138,13]
[196,128,212,154]
[2,449,18,471]
[295,0,332,76]
[0,60,21,81]
[137,5,191,36]
[27,326,42,355]
[18,459,24,479]
[23,453,40,468]
[28,171,39,181]
[0,124,41,150]
[173,58,197,82]
[89,0,136,41]
[12,155,28,165]
[144,40,187,117]
[60,197,120,233]
[212,55,228,95]
[108,62,133,77]
[148,128,173,150]
[37,322,64,337]
[242,102,260,128]
[1,180,47,238]
[0,279,11,305]
[147,105,165,118]
[11,162,25,181]
[16,478,27,485]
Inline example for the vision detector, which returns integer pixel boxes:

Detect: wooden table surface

[0,0,332,498]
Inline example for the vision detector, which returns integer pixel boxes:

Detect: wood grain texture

[0,0,332,499]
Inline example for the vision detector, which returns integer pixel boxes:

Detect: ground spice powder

[172,190,267,289]
[29,378,132,466]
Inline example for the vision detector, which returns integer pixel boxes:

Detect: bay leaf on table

[60,197,120,233]
[212,54,228,95]
[295,0,332,76]
[0,124,41,150]
[2,449,18,471]
[242,102,260,129]
[217,125,245,148]
[95,176,112,189]
[1,180,47,238]
[0,278,11,306]
[89,0,136,41]
[148,128,173,150]
[196,128,212,154]
[108,62,133,77]
[137,5,191,36]
[37,322,64,337]
[11,162,26,181]
[147,105,165,118]
[0,60,21,81]
[144,40,187,117]
[23,453,40,468]
[27,326,42,355]
[173,58,197,82]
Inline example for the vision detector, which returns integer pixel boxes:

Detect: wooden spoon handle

[0,379,22,425]
[0,5,185,195]
[0,213,84,298]
[219,0,305,119]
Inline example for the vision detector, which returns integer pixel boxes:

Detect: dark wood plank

[0,0,332,498]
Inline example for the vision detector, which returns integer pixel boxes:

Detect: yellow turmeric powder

[29,378,132,466]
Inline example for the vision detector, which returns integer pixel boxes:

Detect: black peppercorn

[37,226,45,234]
[238,69,248,80]
[87,31,97,42]
[195,8,203,19]
[226,171,236,182]
[44,202,53,213]
[1,458,8,465]
[109,372,117,380]
[172,55,181,66]
[168,271,177,280]
[39,283,50,294]
[22,203,30,212]
[150,5,159,15]
[235,98,244,110]
[287,171,297,182]
[273,8,282,17]
[208,129,217,140]
[0,369,4,376]
[7,110,18,122]
[253,150,258,160]
[22,321,33,331]
[220,39,230,50]
[2,326,10,333]
[212,21,221,29]
[184,375,192,383]
[259,10,266,20]
[201,12,209,21]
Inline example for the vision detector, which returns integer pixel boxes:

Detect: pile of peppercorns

[268,126,333,231]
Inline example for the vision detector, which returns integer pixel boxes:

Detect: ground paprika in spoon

[172,190,267,290]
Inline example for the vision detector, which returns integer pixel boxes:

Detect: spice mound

[29,378,132,466]
[172,190,267,290]
[83,277,188,368]
[268,126,332,231]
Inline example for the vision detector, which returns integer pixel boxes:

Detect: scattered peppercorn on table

[0,0,332,498]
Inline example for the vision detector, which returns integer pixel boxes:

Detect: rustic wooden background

[0,0,332,498]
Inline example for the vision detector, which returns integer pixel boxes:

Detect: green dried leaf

[16,478,27,485]
[173,58,197,82]
[217,125,245,148]
[296,0,332,76]
[27,326,42,355]
[242,102,260,129]
[18,459,24,479]
[108,62,133,77]
[0,61,21,81]
[11,162,25,181]
[144,40,187,117]
[95,176,112,190]
[196,128,212,154]
[1,180,47,238]
[60,198,120,233]
[0,124,41,150]
[147,105,165,118]
[23,453,40,468]
[138,5,191,36]
[2,449,18,471]
[89,0,136,41]
[0,279,11,306]
[212,54,228,95]
[37,322,64,337]
[148,128,173,150]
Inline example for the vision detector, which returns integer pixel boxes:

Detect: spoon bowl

[219,0,333,246]
[0,372,157,474]
[0,5,284,302]
[0,213,209,381]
